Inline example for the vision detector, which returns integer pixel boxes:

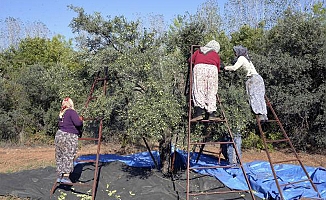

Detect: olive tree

[68,6,187,174]
[256,9,326,152]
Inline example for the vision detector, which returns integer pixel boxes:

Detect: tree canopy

[0,0,325,160]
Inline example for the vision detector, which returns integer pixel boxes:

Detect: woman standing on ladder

[224,45,268,122]
[189,40,221,121]
[55,97,83,184]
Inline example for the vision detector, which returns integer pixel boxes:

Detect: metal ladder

[185,45,256,200]
[256,96,321,199]
[50,67,108,200]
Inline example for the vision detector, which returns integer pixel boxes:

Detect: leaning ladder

[50,67,108,200]
[185,45,256,200]
[256,96,321,199]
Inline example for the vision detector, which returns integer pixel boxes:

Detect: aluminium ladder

[50,67,109,200]
[256,96,321,200]
[185,45,256,200]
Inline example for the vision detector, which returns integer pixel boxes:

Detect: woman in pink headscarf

[55,97,83,184]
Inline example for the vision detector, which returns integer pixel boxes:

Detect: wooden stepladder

[50,67,108,200]
[256,96,321,200]
[185,45,256,200]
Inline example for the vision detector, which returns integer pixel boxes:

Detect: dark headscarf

[233,45,250,62]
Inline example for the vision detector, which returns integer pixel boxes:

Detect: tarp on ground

[0,161,255,200]
[76,149,326,200]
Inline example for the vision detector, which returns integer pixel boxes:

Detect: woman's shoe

[57,174,63,183]
[263,114,268,121]
[208,112,221,121]
[191,107,204,122]
[191,115,204,121]
[60,176,72,184]
[258,114,268,122]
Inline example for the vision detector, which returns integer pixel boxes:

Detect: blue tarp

[76,150,326,200]
[76,151,161,168]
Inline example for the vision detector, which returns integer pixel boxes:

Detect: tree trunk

[159,137,171,175]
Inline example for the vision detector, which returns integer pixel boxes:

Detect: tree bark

[159,136,171,175]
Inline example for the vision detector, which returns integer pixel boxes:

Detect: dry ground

[0,143,325,200]
[0,143,325,174]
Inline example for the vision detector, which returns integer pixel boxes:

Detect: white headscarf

[59,97,74,118]
[200,40,220,54]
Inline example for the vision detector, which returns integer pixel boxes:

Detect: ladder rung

[202,149,221,154]
[96,77,108,81]
[57,182,92,187]
[279,179,311,187]
[76,159,96,163]
[189,189,252,196]
[272,158,299,164]
[88,97,97,101]
[266,138,290,143]
[190,141,228,145]
[201,119,226,122]
[190,164,240,170]
[190,119,226,123]
[262,119,278,123]
[79,137,99,141]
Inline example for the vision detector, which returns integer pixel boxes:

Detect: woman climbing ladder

[224,45,268,122]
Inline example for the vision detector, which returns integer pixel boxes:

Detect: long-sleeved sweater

[225,56,258,77]
[189,50,221,71]
[58,109,83,134]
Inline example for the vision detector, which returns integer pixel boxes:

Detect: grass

[4,160,56,174]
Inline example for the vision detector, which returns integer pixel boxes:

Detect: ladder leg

[217,95,256,200]
[255,96,321,199]
[91,119,103,200]
[186,97,256,199]
[49,179,59,197]
[256,116,284,198]
[195,143,205,163]
[50,68,108,200]
[186,44,256,199]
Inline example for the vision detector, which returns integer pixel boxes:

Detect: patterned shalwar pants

[245,74,267,115]
[192,64,219,113]
[55,130,78,176]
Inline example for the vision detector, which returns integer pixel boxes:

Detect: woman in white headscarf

[189,40,221,121]
[225,45,268,121]
[55,97,83,184]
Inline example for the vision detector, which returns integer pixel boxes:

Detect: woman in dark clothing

[225,45,268,121]
[55,97,83,184]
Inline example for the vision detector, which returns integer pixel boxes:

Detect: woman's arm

[71,110,83,127]
[224,56,246,71]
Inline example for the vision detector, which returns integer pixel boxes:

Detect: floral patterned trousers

[245,74,267,115]
[55,130,78,176]
[192,64,219,113]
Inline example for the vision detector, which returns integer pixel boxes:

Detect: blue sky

[1,0,226,39]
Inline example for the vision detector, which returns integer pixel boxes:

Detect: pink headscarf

[59,97,74,118]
